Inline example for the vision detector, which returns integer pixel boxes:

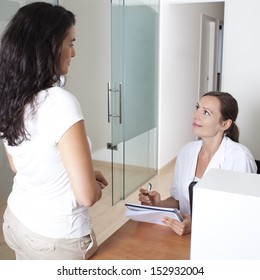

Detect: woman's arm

[159,196,179,208]
[58,120,106,207]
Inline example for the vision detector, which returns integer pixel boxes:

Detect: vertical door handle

[107,82,122,124]
[118,82,122,124]
[107,82,111,123]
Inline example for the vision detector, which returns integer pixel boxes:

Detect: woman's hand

[161,213,191,236]
[138,188,161,206]
[94,170,108,189]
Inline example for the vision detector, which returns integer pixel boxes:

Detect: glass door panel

[123,0,159,197]
[111,0,159,204]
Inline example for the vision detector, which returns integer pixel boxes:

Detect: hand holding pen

[138,183,161,206]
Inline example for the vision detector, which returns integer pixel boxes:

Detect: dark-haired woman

[139,91,257,236]
[0,2,108,259]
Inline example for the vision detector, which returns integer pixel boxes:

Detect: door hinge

[107,142,118,150]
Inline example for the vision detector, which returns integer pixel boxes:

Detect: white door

[199,15,223,96]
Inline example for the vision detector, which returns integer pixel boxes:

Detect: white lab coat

[170,136,257,215]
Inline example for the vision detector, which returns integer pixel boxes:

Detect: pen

[145,183,152,196]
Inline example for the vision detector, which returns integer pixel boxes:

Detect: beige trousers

[2,206,97,260]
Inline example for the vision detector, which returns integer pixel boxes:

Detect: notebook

[125,203,183,225]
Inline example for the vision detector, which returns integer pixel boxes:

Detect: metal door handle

[107,82,122,124]
[107,82,111,123]
[118,82,122,124]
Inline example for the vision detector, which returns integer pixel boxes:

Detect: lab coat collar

[204,136,227,174]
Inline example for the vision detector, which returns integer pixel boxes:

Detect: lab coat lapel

[204,136,226,174]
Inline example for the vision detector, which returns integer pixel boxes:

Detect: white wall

[159,0,260,167]
[221,0,260,159]
[158,0,224,168]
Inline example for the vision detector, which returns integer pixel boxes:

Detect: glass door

[110,0,159,204]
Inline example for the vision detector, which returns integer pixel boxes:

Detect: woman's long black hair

[0,2,75,146]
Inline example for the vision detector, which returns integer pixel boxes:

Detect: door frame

[198,14,224,96]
